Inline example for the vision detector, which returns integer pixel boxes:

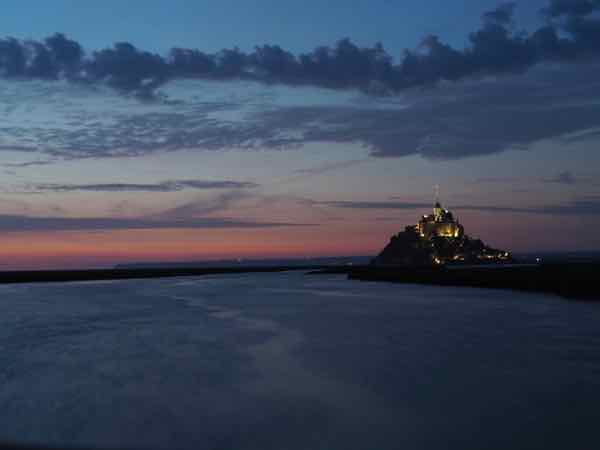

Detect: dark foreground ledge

[346,263,600,301]
[0,266,325,285]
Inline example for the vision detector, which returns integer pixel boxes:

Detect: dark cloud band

[2,1,600,97]
[543,0,600,18]
[0,214,315,232]
[323,197,600,216]
[24,180,259,193]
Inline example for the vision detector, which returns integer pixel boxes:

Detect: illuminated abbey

[373,198,511,267]
[415,202,464,240]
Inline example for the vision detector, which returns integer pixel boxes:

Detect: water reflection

[0,272,598,449]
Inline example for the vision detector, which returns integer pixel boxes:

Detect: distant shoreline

[0,262,597,302]
[342,262,600,301]
[0,266,326,285]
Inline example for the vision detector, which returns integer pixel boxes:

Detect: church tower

[434,202,444,222]
[433,185,443,222]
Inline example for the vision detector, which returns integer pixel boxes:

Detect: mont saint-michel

[373,201,511,266]
[338,201,598,301]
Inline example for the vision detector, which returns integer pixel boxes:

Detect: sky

[0,0,600,269]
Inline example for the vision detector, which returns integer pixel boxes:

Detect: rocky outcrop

[373,225,511,267]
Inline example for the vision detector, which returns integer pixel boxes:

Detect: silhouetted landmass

[309,200,599,301]
[373,201,511,266]
[1,255,597,302]
[0,257,368,285]
[374,231,512,266]
[0,266,326,285]
[116,256,370,269]
[346,263,600,301]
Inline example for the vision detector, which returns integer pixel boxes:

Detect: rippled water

[0,272,599,450]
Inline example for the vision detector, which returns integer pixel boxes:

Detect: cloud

[534,196,600,214]
[474,171,599,187]
[292,159,370,176]
[87,42,168,98]
[322,200,431,210]
[322,197,600,216]
[22,179,259,193]
[244,61,600,158]
[279,158,372,189]
[482,2,517,25]
[2,159,57,168]
[543,0,600,18]
[154,191,252,219]
[472,176,522,184]
[0,214,315,232]
[543,171,578,184]
[2,58,599,161]
[1,1,600,162]
[1,1,600,98]
[0,189,320,232]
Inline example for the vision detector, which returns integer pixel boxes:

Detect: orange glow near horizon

[0,211,597,270]
[0,226,387,269]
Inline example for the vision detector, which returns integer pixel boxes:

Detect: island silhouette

[373,201,511,266]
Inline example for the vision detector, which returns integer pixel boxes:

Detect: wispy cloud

[0,214,315,232]
[1,159,57,168]
[1,57,600,163]
[472,171,600,188]
[22,179,259,193]
[292,159,370,176]
[542,171,578,185]
[322,197,600,216]
[322,200,431,210]
[472,176,522,184]
[153,191,251,219]
[0,1,599,164]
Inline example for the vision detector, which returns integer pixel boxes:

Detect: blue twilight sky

[0,0,599,268]
[1,0,545,53]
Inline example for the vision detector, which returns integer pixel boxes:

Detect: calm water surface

[0,272,599,449]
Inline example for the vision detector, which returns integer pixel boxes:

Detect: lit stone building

[416,202,464,239]
[373,199,511,266]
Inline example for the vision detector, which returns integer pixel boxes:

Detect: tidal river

[0,271,598,450]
